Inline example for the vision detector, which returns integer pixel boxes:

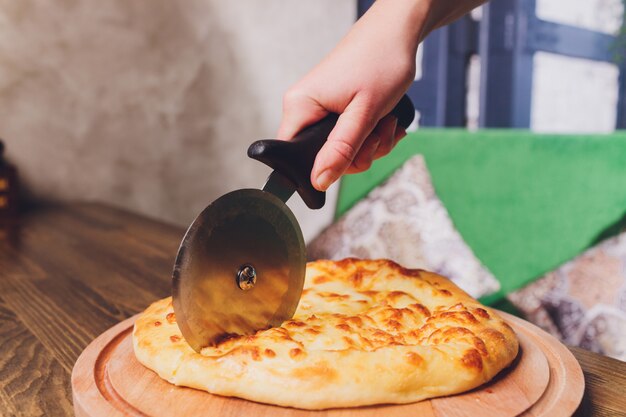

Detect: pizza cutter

[172,95,415,352]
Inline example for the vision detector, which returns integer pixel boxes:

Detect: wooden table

[0,203,624,417]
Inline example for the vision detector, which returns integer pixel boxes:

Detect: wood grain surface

[1,203,625,417]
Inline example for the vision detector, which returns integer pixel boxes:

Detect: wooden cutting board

[72,311,583,417]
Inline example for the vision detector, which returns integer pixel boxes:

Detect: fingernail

[315,170,335,191]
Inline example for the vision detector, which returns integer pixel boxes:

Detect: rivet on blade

[236,264,257,290]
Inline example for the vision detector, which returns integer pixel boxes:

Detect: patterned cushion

[508,232,626,361]
[308,155,500,299]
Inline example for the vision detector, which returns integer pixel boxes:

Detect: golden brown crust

[133,259,518,409]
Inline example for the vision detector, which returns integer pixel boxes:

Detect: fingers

[346,134,380,174]
[345,114,401,174]
[394,126,407,142]
[372,115,399,159]
[278,88,410,191]
[277,89,328,140]
[310,96,378,191]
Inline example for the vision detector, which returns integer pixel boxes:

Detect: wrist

[359,0,431,55]
[362,0,486,48]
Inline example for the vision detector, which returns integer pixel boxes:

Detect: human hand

[277,0,486,191]
[277,0,422,191]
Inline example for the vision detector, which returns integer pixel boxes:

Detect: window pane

[531,52,618,133]
[415,44,423,81]
[466,54,481,130]
[536,0,623,34]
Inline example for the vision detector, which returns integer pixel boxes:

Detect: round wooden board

[500,312,585,417]
[72,311,583,417]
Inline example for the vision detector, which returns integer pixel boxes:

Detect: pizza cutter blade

[172,95,415,352]
[172,187,306,352]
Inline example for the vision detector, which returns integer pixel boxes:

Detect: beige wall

[0,0,354,241]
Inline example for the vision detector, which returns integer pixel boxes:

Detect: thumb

[277,90,328,140]
[311,96,377,191]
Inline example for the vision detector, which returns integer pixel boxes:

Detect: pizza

[133,259,518,409]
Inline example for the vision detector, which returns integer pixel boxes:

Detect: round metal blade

[172,189,306,352]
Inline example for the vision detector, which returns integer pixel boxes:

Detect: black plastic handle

[248,94,415,210]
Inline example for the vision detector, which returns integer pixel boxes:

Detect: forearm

[356,0,487,56]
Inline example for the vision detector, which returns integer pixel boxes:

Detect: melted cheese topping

[197,260,502,364]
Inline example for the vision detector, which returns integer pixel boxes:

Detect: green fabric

[336,129,626,305]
